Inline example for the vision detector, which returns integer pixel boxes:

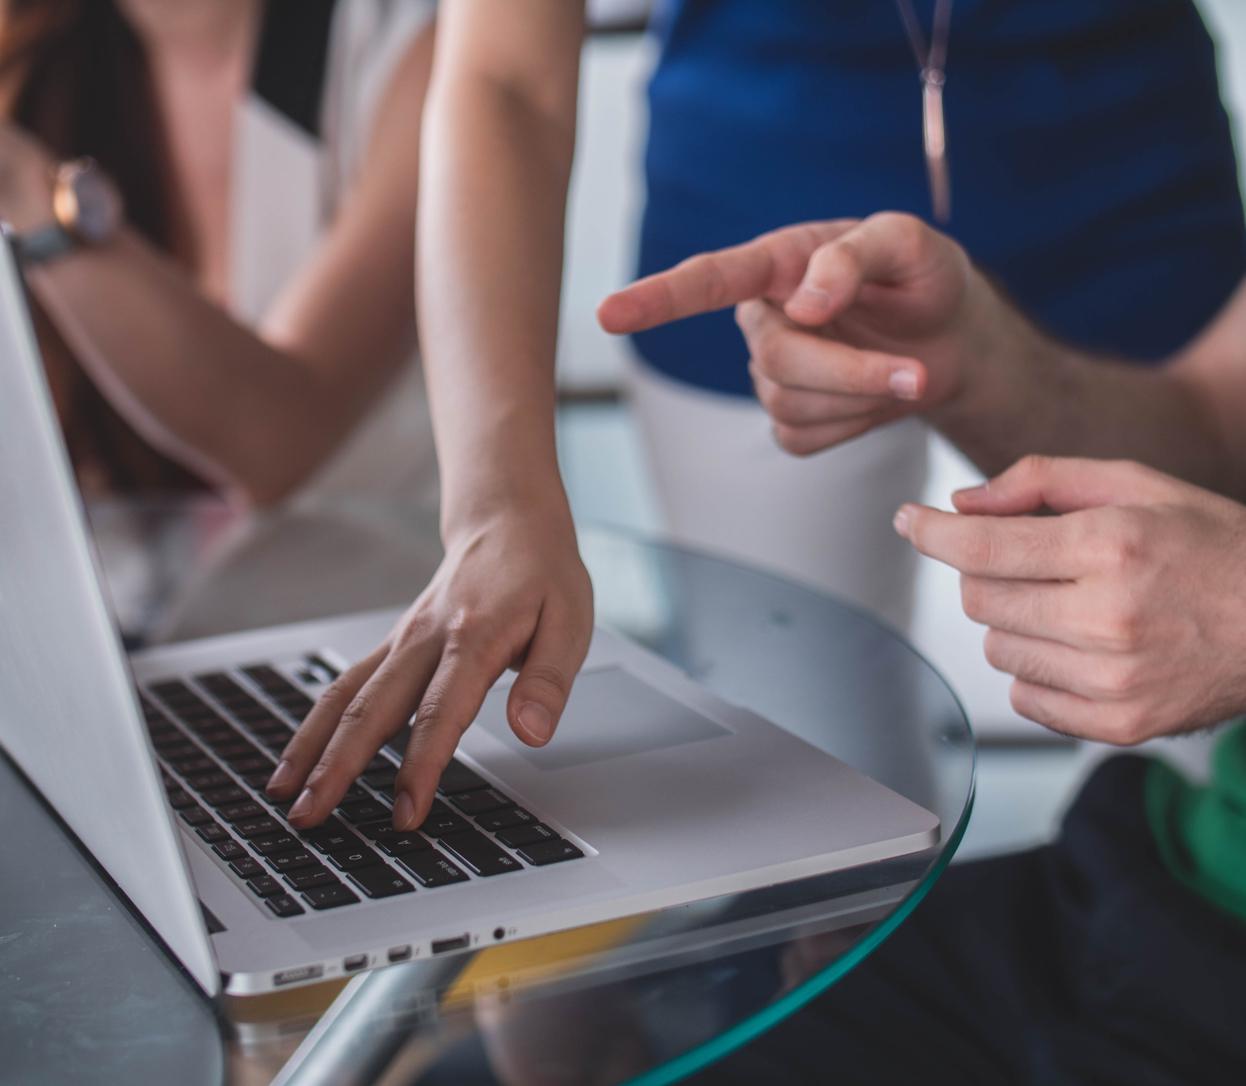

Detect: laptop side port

[343,954,368,973]
[273,964,324,987]
[387,945,412,963]
[431,934,471,955]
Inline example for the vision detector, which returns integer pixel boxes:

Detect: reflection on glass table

[84,498,975,1086]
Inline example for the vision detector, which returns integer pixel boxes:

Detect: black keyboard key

[178,805,213,827]
[215,740,260,760]
[418,801,469,838]
[348,866,414,898]
[247,876,285,898]
[241,664,289,691]
[516,839,584,866]
[165,787,196,810]
[234,817,282,840]
[230,857,265,879]
[362,768,396,791]
[325,845,381,872]
[196,823,228,844]
[212,840,247,863]
[200,786,248,808]
[149,679,198,702]
[365,755,394,774]
[475,807,535,833]
[358,821,436,856]
[185,770,233,793]
[308,654,341,681]
[495,823,558,849]
[437,760,489,796]
[283,868,338,892]
[302,884,359,911]
[264,893,305,918]
[303,829,359,856]
[275,692,316,718]
[439,829,522,877]
[242,772,275,791]
[338,799,390,825]
[232,755,274,775]
[356,823,431,856]
[265,849,320,875]
[448,788,511,817]
[252,833,302,857]
[168,754,217,776]
[378,835,430,858]
[218,801,265,824]
[398,851,470,888]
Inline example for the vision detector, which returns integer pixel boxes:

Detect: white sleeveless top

[230,0,437,508]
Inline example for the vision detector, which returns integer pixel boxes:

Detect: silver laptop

[0,236,939,997]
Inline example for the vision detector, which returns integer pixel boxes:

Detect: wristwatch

[11,158,123,267]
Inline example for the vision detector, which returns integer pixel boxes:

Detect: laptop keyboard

[141,660,583,919]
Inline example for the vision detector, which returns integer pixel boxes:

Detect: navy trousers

[694,757,1246,1085]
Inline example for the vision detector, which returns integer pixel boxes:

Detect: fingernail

[288,788,314,822]
[789,285,832,314]
[393,790,417,831]
[888,369,920,401]
[266,759,294,794]
[517,702,554,745]
[893,506,912,538]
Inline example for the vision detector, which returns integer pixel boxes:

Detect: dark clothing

[694,756,1246,1084]
[637,0,1246,396]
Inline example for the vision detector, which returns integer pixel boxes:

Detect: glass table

[1,499,974,1086]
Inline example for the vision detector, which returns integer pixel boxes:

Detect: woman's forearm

[418,7,584,539]
[28,231,395,504]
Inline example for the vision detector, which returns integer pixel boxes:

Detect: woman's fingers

[267,642,388,798]
[286,636,443,828]
[506,600,590,748]
[393,641,511,830]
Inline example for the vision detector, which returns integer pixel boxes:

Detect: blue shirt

[634,0,1246,396]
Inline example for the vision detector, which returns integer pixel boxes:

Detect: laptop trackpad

[482,667,730,770]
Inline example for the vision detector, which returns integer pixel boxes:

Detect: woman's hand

[0,123,55,232]
[599,213,1002,456]
[270,506,594,829]
[896,456,1246,743]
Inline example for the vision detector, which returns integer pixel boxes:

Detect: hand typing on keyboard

[265,509,594,831]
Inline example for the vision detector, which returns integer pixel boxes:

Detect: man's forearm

[930,279,1241,499]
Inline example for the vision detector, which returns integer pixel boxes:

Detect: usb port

[387,945,412,963]
[431,934,471,955]
[343,954,368,973]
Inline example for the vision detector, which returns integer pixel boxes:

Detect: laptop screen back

[0,238,217,995]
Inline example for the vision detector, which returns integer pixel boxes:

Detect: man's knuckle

[960,577,989,624]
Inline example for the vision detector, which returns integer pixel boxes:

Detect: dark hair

[1,0,177,249]
[1,0,202,491]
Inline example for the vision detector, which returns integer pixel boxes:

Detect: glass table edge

[623,778,978,1086]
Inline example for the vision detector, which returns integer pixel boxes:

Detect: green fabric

[1146,721,1246,922]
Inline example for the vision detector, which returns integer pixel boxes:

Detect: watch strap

[12,224,77,267]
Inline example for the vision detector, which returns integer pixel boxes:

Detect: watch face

[55,162,122,244]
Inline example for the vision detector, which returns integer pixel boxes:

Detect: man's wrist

[927,276,1054,437]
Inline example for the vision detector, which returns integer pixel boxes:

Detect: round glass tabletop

[86,498,975,1086]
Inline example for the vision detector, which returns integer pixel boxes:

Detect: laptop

[0,235,939,997]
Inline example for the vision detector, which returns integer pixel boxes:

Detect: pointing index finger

[597,221,855,334]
